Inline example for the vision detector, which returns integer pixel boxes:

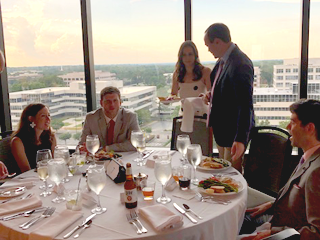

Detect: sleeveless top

[178,80,208,116]
[16,132,52,169]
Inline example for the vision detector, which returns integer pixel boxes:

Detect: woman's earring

[30,122,36,128]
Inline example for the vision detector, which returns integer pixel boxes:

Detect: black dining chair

[170,116,213,156]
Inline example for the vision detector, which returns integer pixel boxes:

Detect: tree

[136,109,151,125]
[51,119,64,132]
[73,132,81,141]
[278,120,290,129]
[59,132,72,144]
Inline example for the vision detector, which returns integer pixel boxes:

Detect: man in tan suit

[241,99,320,240]
[80,86,140,152]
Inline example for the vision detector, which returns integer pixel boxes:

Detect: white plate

[197,157,232,172]
[0,187,26,198]
[159,99,181,104]
[198,180,244,196]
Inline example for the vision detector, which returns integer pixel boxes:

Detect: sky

[1,0,320,67]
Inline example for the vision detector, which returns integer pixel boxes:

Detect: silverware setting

[0,192,32,204]
[182,204,202,219]
[130,210,147,233]
[126,213,142,234]
[211,172,239,178]
[173,203,198,224]
[195,192,230,205]
[142,150,154,160]
[73,220,92,238]
[0,206,47,221]
[63,213,96,239]
[0,186,26,196]
[21,207,55,230]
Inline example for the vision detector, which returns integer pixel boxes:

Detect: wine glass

[36,149,53,189]
[67,155,79,176]
[48,158,67,203]
[135,133,146,166]
[86,135,100,162]
[37,160,51,197]
[87,165,107,214]
[176,135,191,164]
[186,144,202,185]
[54,145,70,182]
[131,130,142,162]
[154,153,172,204]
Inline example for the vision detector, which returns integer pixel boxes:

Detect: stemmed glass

[37,160,51,197]
[176,135,191,164]
[36,149,53,189]
[86,135,100,162]
[135,132,146,166]
[54,145,70,182]
[87,165,107,214]
[186,144,202,185]
[48,158,67,203]
[154,153,172,204]
[131,130,142,162]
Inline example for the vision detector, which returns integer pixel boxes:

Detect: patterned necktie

[107,120,115,145]
[206,60,224,127]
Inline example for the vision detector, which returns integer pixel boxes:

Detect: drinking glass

[87,165,107,214]
[131,130,142,162]
[54,145,70,182]
[86,135,100,162]
[135,133,146,166]
[67,155,79,176]
[37,160,51,197]
[48,158,67,203]
[154,153,172,204]
[72,152,86,172]
[36,149,53,189]
[176,135,191,164]
[186,144,202,185]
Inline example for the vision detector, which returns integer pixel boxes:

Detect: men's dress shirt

[80,108,140,151]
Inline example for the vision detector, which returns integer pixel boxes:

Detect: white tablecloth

[0,151,247,240]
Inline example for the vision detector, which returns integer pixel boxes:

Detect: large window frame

[0,0,311,132]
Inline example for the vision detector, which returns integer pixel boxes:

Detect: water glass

[186,144,202,185]
[154,153,172,204]
[55,145,70,181]
[86,135,100,161]
[176,135,191,164]
[48,158,67,203]
[65,189,82,211]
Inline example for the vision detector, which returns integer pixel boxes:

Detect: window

[277,69,284,73]
[286,69,291,73]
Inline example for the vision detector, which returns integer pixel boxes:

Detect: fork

[195,192,229,205]
[130,210,147,233]
[0,193,33,204]
[126,213,142,234]
[22,207,55,230]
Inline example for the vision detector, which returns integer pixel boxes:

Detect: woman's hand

[0,162,9,179]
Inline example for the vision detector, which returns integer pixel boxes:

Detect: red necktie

[107,120,115,145]
[206,60,224,127]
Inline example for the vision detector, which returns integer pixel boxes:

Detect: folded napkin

[29,209,83,240]
[139,205,183,231]
[172,189,196,200]
[0,181,35,190]
[0,195,42,217]
[181,97,207,132]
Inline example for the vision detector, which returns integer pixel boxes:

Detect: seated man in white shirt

[79,86,140,152]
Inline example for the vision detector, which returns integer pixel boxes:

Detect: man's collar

[220,42,236,63]
[104,109,119,123]
[303,143,320,161]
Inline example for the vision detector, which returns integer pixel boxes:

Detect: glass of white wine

[36,149,53,189]
[154,153,172,204]
[176,135,191,164]
[87,165,107,214]
[131,130,142,162]
[54,145,70,182]
[136,133,146,166]
[67,155,79,176]
[37,160,51,197]
[186,144,202,185]
[86,135,100,162]
[48,158,67,203]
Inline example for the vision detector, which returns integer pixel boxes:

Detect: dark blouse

[16,132,52,169]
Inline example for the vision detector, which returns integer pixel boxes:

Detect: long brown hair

[174,40,204,83]
[12,103,54,145]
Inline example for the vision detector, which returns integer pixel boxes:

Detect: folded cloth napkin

[0,195,42,217]
[29,209,83,240]
[181,97,207,132]
[139,205,183,231]
[172,189,196,200]
[0,181,35,190]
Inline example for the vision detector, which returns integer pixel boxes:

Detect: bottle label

[125,189,137,203]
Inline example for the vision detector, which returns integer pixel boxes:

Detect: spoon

[74,220,92,238]
[182,204,203,219]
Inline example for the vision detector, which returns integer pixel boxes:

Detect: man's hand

[199,92,210,105]
[231,141,245,162]
[246,201,273,218]
[0,162,9,180]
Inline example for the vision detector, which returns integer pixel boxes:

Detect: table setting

[0,140,247,240]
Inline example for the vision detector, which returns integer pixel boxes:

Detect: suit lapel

[114,109,123,142]
[98,110,107,147]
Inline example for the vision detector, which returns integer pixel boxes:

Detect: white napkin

[0,195,42,216]
[172,189,196,200]
[0,181,35,189]
[139,205,183,231]
[181,97,207,132]
[29,209,83,240]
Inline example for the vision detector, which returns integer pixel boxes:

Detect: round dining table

[0,151,247,240]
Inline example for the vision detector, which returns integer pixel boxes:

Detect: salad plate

[198,176,243,196]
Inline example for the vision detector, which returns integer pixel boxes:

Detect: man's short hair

[205,23,231,43]
[100,86,121,100]
[290,99,320,141]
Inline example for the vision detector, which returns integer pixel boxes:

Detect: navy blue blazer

[208,45,255,147]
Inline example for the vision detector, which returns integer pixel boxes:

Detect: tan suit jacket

[80,108,140,151]
[270,147,320,239]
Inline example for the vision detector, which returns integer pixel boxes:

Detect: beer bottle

[124,163,137,208]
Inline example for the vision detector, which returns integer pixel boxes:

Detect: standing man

[240,99,320,240]
[80,86,140,152]
[203,23,255,171]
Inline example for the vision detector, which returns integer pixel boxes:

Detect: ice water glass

[154,153,172,204]
[176,135,191,164]
[186,144,202,185]
[86,135,100,161]
[48,158,67,203]
[55,145,70,182]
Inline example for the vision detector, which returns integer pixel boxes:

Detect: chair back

[171,116,213,156]
[0,135,20,175]
[243,126,295,197]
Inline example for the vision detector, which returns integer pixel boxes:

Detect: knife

[1,207,47,221]
[173,203,197,224]
[142,150,154,160]
[63,213,96,239]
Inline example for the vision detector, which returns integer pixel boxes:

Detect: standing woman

[170,40,211,115]
[11,103,56,173]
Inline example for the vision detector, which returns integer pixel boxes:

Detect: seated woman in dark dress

[11,103,56,173]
